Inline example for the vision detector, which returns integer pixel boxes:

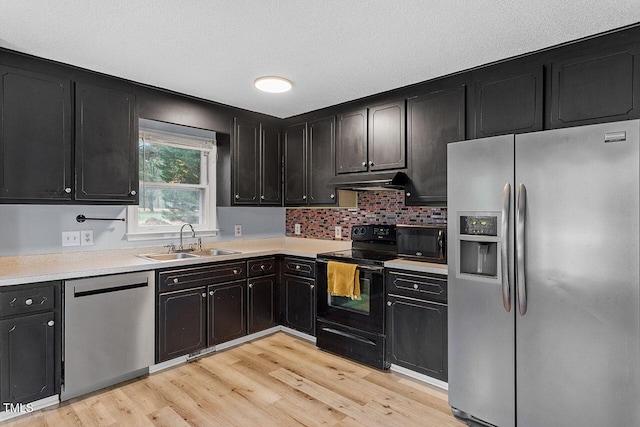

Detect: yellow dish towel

[327,261,361,300]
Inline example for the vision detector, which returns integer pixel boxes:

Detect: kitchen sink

[138,249,239,262]
[138,252,200,262]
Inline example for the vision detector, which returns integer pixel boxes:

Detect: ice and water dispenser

[456,213,500,281]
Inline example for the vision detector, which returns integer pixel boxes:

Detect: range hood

[328,171,409,190]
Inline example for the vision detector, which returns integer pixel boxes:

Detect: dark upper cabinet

[232,118,259,204]
[157,287,207,362]
[0,66,72,202]
[472,62,543,138]
[284,123,306,205]
[336,109,368,173]
[284,118,337,206]
[260,124,282,205]
[405,85,465,206]
[233,118,282,206]
[550,44,640,128]
[208,280,246,345]
[248,275,277,334]
[75,82,138,203]
[368,100,406,171]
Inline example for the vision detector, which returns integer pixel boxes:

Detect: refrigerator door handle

[501,183,511,312]
[516,183,527,315]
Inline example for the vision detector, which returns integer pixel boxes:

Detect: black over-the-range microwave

[396,224,447,264]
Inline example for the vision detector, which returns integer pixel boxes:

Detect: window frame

[126,128,219,241]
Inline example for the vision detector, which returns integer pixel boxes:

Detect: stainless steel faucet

[178,223,196,252]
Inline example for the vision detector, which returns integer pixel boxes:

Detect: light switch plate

[335,225,342,240]
[62,231,80,247]
[294,224,301,235]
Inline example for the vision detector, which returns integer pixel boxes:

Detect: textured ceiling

[0,1,639,118]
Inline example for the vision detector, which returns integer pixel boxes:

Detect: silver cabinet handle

[249,283,253,288]
[25,298,33,306]
[406,192,411,197]
[261,195,265,200]
[235,194,240,199]
[260,264,266,270]
[310,284,314,290]
[369,161,374,166]
[48,320,54,327]
[295,265,300,270]
[387,301,392,306]
[209,290,214,296]
[302,195,307,200]
[173,278,179,284]
[413,284,418,290]
[330,194,335,199]
[130,190,137,196]
[361,161,367,166]
[233,269,239,274]
[202,293,207,298]
[502,183,512,313]
[516,183,527,316]
[64,187,72,194]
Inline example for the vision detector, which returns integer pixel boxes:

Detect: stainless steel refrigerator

[447,120,640,427]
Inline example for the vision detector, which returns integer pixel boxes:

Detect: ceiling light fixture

[254,76,292,93]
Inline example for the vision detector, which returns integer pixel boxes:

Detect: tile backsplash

[286,190,446,240]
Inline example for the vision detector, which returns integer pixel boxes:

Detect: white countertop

[384,259,448,275]
[0,237,352,287]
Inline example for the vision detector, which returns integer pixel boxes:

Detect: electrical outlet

[294,223,301,235]
[234,224,242,237]
[335,225,342,240]
[62,231,80,247]
[81,230,94,246]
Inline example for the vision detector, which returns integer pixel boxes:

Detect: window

[127,123,217,239]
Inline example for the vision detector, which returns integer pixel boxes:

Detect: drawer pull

[413,284,419,290]
[25,298,33,306]
[233,269,239,274]
[48,320,55,327]
[209,291,214,296]
[260,264,266,270]
[173,278,179,284]
[295,265,301,270]
[202,293,207,298]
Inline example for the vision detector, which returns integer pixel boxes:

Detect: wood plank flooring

[3,332,464,426]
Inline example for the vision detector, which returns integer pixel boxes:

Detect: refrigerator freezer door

[447,135,516,427]
[515,120,640,427]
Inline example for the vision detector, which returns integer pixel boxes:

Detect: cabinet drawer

[282,257,315,278]
[158,261,246,292]
[0,283,56,318]
[247,257,277,278]
[386,270,447,303]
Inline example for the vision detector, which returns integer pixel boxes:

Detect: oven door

[316,259,384,335]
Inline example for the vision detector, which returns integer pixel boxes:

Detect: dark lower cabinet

[208,280,246,345]
[386,296,448,381]
[248,275,277,334]
[282,275,315,336]
[0,66,72,202]
[405,85,465,206]
[157,287,207,362]
[0,282,60,409]
[75,82,137,203]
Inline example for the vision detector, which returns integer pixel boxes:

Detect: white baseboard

[214,326,282,351]
[149,355,188,374]
[390,364,448,391]
[280,326,316,343]
[0,394,59,422]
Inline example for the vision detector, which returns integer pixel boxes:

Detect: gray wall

[0,205,285,256]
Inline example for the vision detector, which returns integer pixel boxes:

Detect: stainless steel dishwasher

[62,271,154,400]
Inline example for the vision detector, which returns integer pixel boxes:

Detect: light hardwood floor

[3,332,465,426]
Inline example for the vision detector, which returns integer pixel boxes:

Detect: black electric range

[317,224,398,266]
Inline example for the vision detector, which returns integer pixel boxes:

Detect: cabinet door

[0,66,72,201]
[308,117,337,205]
[284,123,307,205]
[248,275,277,334]
[259,123,282,205]
[75,82,137,203]
[472,63,543,138]
[157,287,207,362]
[336,109,367,174]
[208,280,246,345]
[232,118,259,204]
[0,312,56,405]
[406,86,465,206]
[283,275,315,336]
[368,100,406,171]
[387,296,448,381]
[550,45,640,128]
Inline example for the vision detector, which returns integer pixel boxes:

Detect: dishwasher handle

[74,281,148,298]
[68,272,152,298]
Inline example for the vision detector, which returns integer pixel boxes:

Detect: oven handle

[316,259,384,273]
